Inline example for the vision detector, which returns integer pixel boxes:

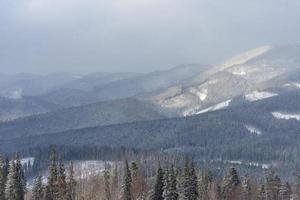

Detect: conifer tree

[163,165,178,200]
[181,159,190,200]
[5,155,25,200]
[32,175,44,200]
[198,170,213,200]
[45,148,59,200]
[110,164,119,200]
[122,160,132,200]
[5,160,17,200]
[0,155,6,200]
[57,160,67,200]
[66,162,76,200]
[189,160,198,200]
[220,167,240,200]
[104,164,111,200]
[295,169,300,200]
[150,164,164,200]
[265,171,281,200]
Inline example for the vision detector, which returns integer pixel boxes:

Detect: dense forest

[1,148,300,200]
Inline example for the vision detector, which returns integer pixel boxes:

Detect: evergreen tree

[0,155,6,200]
[122,160,132,200]
[14,155,26,200]
[265,171,281,200]
[5,161,17,200]
[45,148,59,200]
[104,164,111,200]
[111,164,119,200]
[295,169,300,200]
[31,175,44,200]
[220,167,240,200]
[151,164,164,200]
[198,171,213,200]
[181,159,190,200]
[189,161,198,200]
[163,165,178,200]
[66,162,76,200]
[57,160,67,200]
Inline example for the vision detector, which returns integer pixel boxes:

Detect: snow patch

[284,82,300,88]
[245,91,278,102]
[21,157,35,166]
[183,99,231,116]
[189,88,208,101]
[245,125,262,135]
[272,112,300,121]
[232,70,247,76]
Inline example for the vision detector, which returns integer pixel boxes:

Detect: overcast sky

[1,0,300,74]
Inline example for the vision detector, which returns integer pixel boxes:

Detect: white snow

[284,82,300,88]
[189,88,208,101]
[272,112,300,121]
[232,70,247,76]
[245,91,278,102]
[21,157,35,166]
[245,125,262,135]
[183,99,232,116]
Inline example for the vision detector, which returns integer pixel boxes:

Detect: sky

[0,0,300,74]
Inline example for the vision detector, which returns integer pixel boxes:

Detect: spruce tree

[181,159,190,200]
[14,155,25,200]
[57,160,67,200]
[122,160,132,200]
[220,167,240,200]
[104,164,111,200]
[151,164,164,200]
[265,171,281,200]
[0,155,6,200]
[66,162,76,200]
[110,164,119,200]
[45,148,59,200]
[163,165,178,200]
[32,175,44,200]
[189,160,198,200]
[198,171,213,200]
[5,160,17,200]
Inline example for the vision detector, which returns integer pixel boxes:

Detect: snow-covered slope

[152,45,300,117]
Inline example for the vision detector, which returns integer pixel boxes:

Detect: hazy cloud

[0,0,300,74]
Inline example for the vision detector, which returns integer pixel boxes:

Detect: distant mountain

[38,64,209,107]
[3,89,300,170]
[0,98,164,140]
[0,96,61,122]
[152,45,300,116]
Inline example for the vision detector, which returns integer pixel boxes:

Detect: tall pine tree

[150,164,164,200]
[31,175,44,200]
[122,160,132,200]
[45,148,59,200]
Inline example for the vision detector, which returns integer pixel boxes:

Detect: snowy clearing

[245,91,278,102]
[183,99,231,116]
[245,125,262,135]
[272,112,300,121]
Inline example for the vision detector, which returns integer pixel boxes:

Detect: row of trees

[3,151,300,200]
[0,150,77,200]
